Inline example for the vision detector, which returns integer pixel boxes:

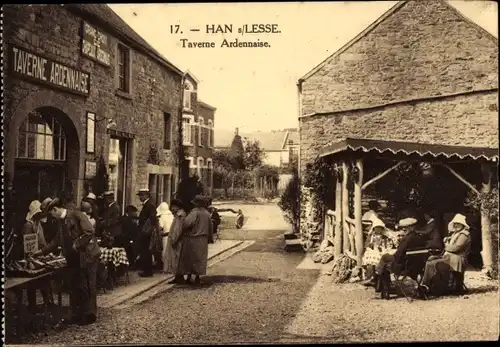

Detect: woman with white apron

[157,202,174,273]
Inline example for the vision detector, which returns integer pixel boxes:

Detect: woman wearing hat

[23,200,52,312]
[177,195,214,285]
[163,199,188,283]
[418,213,472,297]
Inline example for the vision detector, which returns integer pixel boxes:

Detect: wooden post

[342,161,350,254]
[334,167,343,258]
[480,163,494,273]
[354,158,364,266]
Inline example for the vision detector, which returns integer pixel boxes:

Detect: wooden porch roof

[319,138,499,161]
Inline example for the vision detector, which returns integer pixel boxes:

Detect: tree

[228,133,245,171]
[213,149,235,197]
[244,139,265,171]
[278,166,300,233]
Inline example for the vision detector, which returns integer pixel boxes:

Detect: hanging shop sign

[10,45,91,96]
[81,21,111,67]
[85,160,97,179]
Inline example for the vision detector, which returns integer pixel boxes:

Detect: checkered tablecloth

[100,247,129,267]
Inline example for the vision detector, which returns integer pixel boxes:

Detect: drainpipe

[178,73,187,184]
[296,80,303,179]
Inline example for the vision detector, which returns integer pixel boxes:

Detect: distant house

[215,128,299,168]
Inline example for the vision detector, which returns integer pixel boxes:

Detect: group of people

[360,201,472,299]
[14,187,224,326]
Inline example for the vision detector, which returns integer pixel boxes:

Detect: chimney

[235,127,239,136]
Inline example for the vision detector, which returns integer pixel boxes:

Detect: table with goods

[5,253,68,335]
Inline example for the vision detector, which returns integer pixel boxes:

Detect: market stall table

[5,267,67,335]
[99,247,130,289]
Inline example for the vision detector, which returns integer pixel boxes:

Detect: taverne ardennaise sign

[10,45,91,96]
[81,21,111,67]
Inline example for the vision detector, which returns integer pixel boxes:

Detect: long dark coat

[177,207,213,276]
[164,209,187,274]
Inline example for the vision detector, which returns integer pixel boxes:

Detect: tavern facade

[297,1,498,271]
[3,4,185,216]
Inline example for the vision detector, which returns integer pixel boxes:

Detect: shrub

[278,167,300,233]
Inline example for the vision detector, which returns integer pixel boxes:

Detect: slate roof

[65,4,184,76]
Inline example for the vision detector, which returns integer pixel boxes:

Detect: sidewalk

[98,239,243,309]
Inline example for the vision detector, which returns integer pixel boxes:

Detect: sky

[109,1,498,133]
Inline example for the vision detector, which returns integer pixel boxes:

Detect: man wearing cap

[82,192,100,224]
[177,195,214,285]
[32,198,101,326]
[99,191,122,246]
[364,216,430,288]
[137,188,157,277]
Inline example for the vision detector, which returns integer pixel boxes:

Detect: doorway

[108,137,131,214]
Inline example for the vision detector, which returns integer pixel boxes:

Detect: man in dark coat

[99,191,122,247]
[137,189,157,277]
[33,198,100,326]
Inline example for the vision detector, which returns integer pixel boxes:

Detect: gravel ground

[281,272,499,343]
[9,229,320,345]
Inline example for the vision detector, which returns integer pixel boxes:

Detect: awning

[319,138,499,161]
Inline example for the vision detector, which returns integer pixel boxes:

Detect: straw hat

[86,192,97,200]
[103,190,115,197]
[448,213,470,231]
[26,200,42,221]
[136,188,150,196]
[398,217,418,228]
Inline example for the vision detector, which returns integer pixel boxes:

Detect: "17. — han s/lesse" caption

[170,24,281,48]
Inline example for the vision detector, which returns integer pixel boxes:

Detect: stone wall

[300,91,499,172]
[3,4,182,207]
[300,0,498,116]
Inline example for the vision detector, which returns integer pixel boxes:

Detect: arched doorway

[13,106,80,221]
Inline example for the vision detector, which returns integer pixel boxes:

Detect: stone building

[3,4,184,216]
[297,0,498,269]
[181,71,216,195]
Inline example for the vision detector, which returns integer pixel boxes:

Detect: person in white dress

[157,202,174,273]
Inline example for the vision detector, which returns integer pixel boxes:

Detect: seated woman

[363,217,394,264]
[418,213,471,297]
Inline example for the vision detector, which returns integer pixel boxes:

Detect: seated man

[418,213,471,297]
[363,217,429,288]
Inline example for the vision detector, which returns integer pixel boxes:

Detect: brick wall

[301,0,498,116]
[299,0,498,174]
[3,5,182,207]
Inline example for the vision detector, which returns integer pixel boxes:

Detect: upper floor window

[163,112,172,150]
[198,117,204,146]
[117,44,130,92]
[183,80,194,110]
[182,116,194,145]
[197,157,204,177]
[17,110,66,161]
[208,120,213,147]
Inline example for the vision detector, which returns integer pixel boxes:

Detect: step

[284,239,304,252]
[284,232,299,240]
